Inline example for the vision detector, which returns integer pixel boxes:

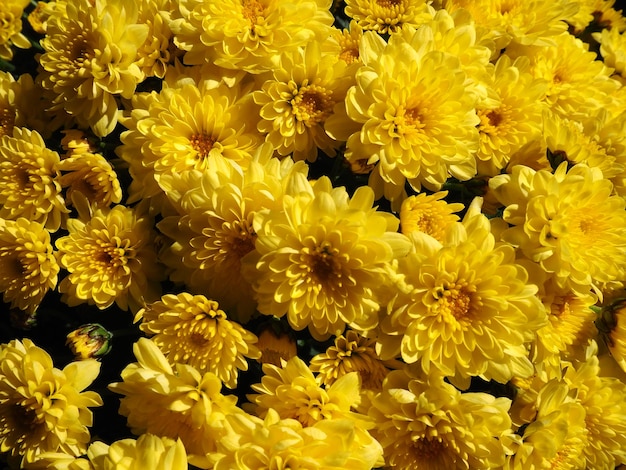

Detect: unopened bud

[66,323,112,360]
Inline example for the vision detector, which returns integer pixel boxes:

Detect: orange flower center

[412,437,447,461]
[291,85,334,125]
[190,133,216,160]
[0,108,15,138]
[241,0,265,28]
[435,281,480,321]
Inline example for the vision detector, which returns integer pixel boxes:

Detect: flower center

[227,218,257,258]
[291,85,334,125]
[435,281,478,321]
[394,105,426,135]
[307,243,341,284]
[412,437,447,461]
[0,108,15,138]
[376,0,402,7]
[478,106,511,135]
[92,240,128,270]
[190,133,216,160]
[66,34,91,66]
[241,0,265,28]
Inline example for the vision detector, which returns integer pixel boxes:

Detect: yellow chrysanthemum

[0,127,67,231]
[326,24,479,206]
[56,205,163,312]
[134,0,174,80]
[170,0,334,73]
[597,298,626,375]
[475,55,546,175]
[22,452,92,470]
[253,42,354,162]
[38,0,148,136]
[369,369,514,469]
[135,293,261,389]
[108,338,245,469]
[504,32,621,123]
[542,110,626,196]
[507,379,587,469]
[399,190,464,243]
[0,0,30,61]
[442,0,578,50]
[247,356,368,428]
[0,339,102,464]
[157,149,308,322]
[214,409,383,470]
[87,434,187,470]
[594,26,626,79]
[26,1,58,35]
[344,0,433,34]
[0,71,64,139]
[245,176,411,340]
[580,0,626,31]
[379,202,545,384]
[325,20,363,66]
[309,329,391,391]
[489,163,626,294]
[255,321,298,367]
[0,218,59,314]
[533,278,599,368]
[117,79,262,207]
[60,130,98,157]
[59,153,123,210]
[563,341,626,468]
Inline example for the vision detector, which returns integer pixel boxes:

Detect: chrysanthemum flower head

[0,218,59,314]
[532,276,599,368]
[38,0,149,136]
[214,408,383,469]
[324,20,364,66]
[597,298,626,375]
[0,72,64,140]
[117,78,262,207]
[246,176,411,340]
[108,338,245,468]
[399,190,464,242]
[563,340,626,468]
[56,204,163,312]
[59,153,123,210]
[171,0,334,73]
[247,356,371,430]
[88,434,187,470]
[309,329,392,391]
[135,293,260,388]
[0,127,67,231]
[255,320,298,367]
[504,32,621,122]
[0,0,31,60]
[369,369,514,469]
[158,148,308,322]
[594,26,626,80]
[134,0,174,80]
[442,0,578,50]
[254,41,354,162]
[475,55,546,175]
[542,110,625,193]
[489,162,626,295]
[378,199,546,384]
[344,0,434,34]
[326,22,479,207]
[508,379,587,469]
[0,338,102,464]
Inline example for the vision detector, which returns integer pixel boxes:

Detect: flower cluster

[2,0,626,469]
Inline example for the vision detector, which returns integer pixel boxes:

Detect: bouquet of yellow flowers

[2,0,626,468]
